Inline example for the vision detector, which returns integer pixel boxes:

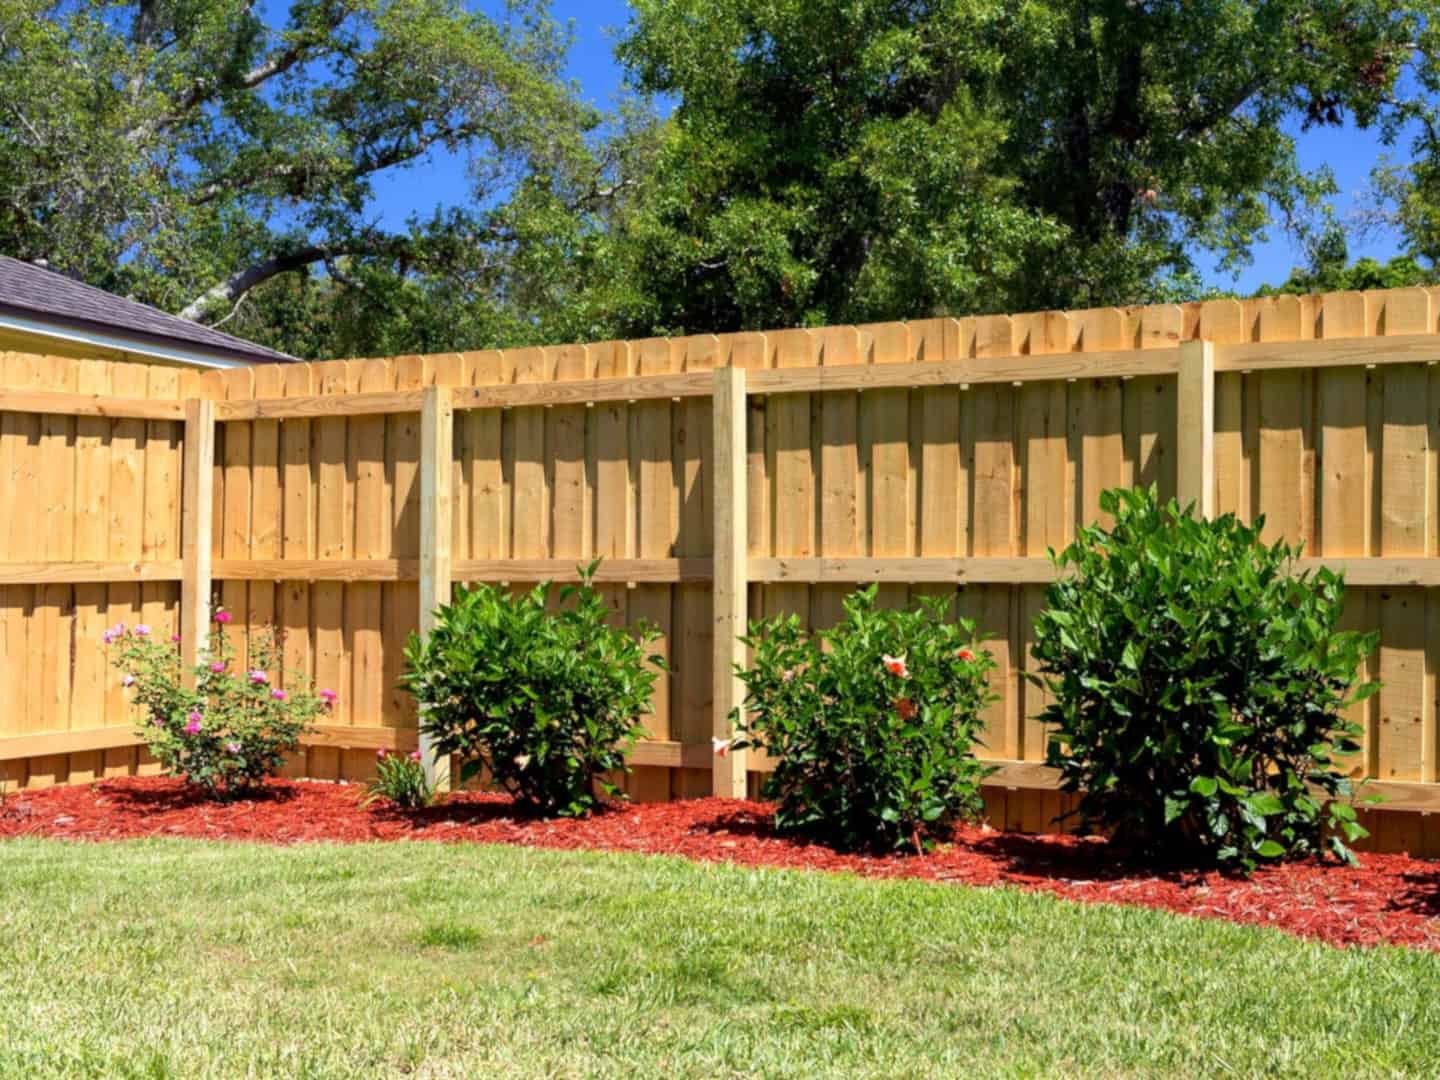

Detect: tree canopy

[2,0,1439,356]
[615,0,1440,331]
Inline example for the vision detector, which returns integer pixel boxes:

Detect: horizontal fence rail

[8,287,1440,853]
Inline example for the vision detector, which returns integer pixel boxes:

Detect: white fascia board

[0,311,263,369]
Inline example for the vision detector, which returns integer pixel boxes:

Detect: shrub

[401,567,662,817]
[105,611,331,797]
[361,747,432,809]
[1031,487,1378,871]
[730,585,997,852]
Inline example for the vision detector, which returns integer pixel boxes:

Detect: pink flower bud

[408,750,422,762]
[376,748,388,760]
[121,673,136,687]
[170,634,182,643]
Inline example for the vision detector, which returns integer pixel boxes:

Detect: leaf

[1256,840,1285,859]
[1188,776,1218,798]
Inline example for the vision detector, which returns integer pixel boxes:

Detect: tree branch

[179,238,390,321]
[127,2,349,144]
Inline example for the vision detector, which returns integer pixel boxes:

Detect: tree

[0,0,648,355]
[1255,224,1439,296]
[614,0,1440,334]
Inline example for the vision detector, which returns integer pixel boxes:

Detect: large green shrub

[731,586,996,853]
[401,569,662,817]
[1031,488,1378,871]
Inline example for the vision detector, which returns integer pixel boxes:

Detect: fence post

[712,366,749,797]
[1176,339,1215,518]
[419,385,453,791]
[180,398,215,677]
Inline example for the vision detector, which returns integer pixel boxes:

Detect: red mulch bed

[3,777,1439,952]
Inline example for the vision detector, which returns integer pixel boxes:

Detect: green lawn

[2,840,1439,1077]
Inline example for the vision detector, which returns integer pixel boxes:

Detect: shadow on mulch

[367,793,631,831]
[1387,872,1440,918]
[92,779,301,813]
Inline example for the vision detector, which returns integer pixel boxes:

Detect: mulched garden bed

[3,776,1439,952]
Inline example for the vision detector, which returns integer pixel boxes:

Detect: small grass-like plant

[361,748,433,810]
[1031,487,1379,871]
[105,610,331,797]
[402,562,662,817]
[731,585,996,853]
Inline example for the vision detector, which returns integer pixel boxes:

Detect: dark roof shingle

[0,255,293,363]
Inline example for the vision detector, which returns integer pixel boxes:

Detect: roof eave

[0,308,292,368]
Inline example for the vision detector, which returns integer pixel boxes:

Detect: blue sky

[367,0,1414,296]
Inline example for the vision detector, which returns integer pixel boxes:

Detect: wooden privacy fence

[7,287,1440,852]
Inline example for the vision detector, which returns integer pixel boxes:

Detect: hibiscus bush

[1032,487,1379,871]
[730,585,996,852]
[401,567,663,817]
[105,611,333,797]
[361,747,432,810]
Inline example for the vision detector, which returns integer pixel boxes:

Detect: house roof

[0,255,294,365]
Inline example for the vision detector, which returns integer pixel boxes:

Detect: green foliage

[401,567,662,817]
[615,0,1440,332]
[1031,488,1379,871]
[105,613,328,796]
[0,0,645,358]
[8,0,1440,353]
[1255,223,1439,297]
[361,748,432,810]
[732,586,996,853]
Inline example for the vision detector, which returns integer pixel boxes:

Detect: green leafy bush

[1031,488,1379,871]
[362,748,432,810]
[731,586,996,852]
[401,569,662,817]
[105,611,330,797]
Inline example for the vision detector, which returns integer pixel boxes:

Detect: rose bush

[105,611,331,797]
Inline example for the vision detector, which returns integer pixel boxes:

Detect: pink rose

[170,634,182,643]
[209,661,225,673]
[408,750,422,763]
[184,716,202,734]
[248,670,268,684]
[270,689,287,702]
[376,748,388,760]
[213,610,232,624]
[225,741,242,754]
[134,624,150,637]
[319,688,338,703]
